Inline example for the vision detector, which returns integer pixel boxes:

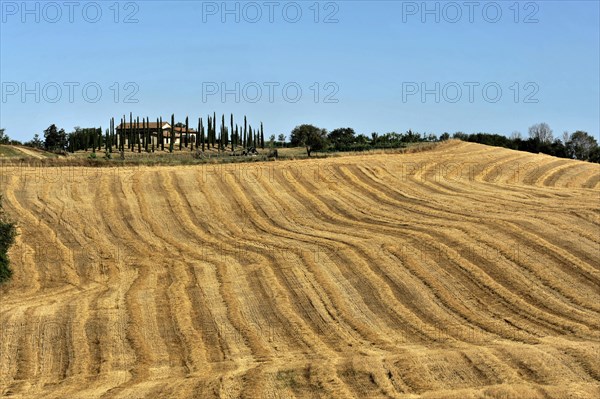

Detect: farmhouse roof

[116,122,170,130]
[116,123,197,134]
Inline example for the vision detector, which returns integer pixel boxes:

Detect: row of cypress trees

[105,113,265,154]
[67,128,104,153]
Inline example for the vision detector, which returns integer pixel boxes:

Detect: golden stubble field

[1,141,599,398]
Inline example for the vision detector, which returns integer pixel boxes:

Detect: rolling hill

[1,141,599,398]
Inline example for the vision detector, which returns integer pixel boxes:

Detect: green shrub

[0,196,16,284]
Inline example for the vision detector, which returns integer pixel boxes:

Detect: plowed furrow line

[418,228,597,337]
[272,169,528,344]
[503,220,600,289]
[213,172,392,348]
[245,173,445,346]
[171,172,327,359]
[296,168,592,338]
[151,172,253,364]
[452,223,600,322]
[542,163,594,187]
[338,166,600,324]
[267,171,450,344]
[212,173,385,350]
[163,172,276,363]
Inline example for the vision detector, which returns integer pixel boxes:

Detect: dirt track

[1,141,599,398]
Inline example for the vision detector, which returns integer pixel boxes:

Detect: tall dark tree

[109,117,114,153]
[235,125,239,149]
[137,117,141,153]
[243,116,247,148]
[260,122,265,149]
[207,116,212,149]
[230,113,235,151]
[159,117,164,151]
[43,124,67,151]
[201,117,205,152]
[221,114,226,150]
[129,112,133,151]
[197,117,201,149]
[170,114,175,153]
[121,116,126,152]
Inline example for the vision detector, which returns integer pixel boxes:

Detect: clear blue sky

[1,0,599,141]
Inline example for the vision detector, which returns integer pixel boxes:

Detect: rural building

[116,121,197,146]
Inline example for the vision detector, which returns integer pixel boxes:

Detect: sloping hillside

[0,145,53,160]
[1,141,599,398]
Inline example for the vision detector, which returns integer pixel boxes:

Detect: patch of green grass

[276,370,300,389]
[0,145,23,158]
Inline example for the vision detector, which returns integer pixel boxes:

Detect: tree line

[4,120,598,163]
[288,124,436,156]
[286,122,598,162]
[448,123,599,163]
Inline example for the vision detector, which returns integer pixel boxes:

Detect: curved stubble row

[1,142,599,398]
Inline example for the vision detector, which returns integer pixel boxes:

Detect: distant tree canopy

[24,134,44,149]
[452,124,599,163]
[528,122,554,144]
[290,124,329,156]
[0,129,8,144]
[328,128,356,149]
[566,131,598,161]
[44,124,67,151]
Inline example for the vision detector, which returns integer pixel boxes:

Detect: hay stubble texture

[1,142,599,398]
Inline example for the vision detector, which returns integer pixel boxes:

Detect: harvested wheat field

[0,141,599,398]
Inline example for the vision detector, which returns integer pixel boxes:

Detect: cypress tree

[201,118,205,152]
[141,118,145,152]
[141,118,145,151]
[119,117,123,152]
[218,125,222,154]
[244,116,247,148]
[235,125,239,149]
[184,116,189,149]
[152,117,156,153]
[160,117,164,151]
[129,112,133,151]
[137,117,141,153]
[110,117,114,153]
[197,117,201,149]
[212,116,216,149]
[121,116,125,152]
[221,114,225,150]
[146,118,149,152]
[208,115,212,149]
[230,113,234,151]
[170,114,175,153]
[207,116,211,149]
[213,112,216,149]
[261,122,264,149]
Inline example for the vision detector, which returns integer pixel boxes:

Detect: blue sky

[1,0,599,141]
